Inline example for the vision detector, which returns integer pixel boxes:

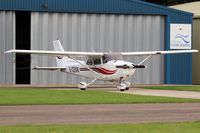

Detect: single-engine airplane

[5,40,198,91]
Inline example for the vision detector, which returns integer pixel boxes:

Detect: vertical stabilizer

[53,40,72,67]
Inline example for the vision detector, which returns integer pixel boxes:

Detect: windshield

[94,58,101,65]
[103,53,123,63]
[86,57,102,65]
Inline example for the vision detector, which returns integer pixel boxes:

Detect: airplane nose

[115,64,131,69]
[115,64,146,69]
[122,64,130,69]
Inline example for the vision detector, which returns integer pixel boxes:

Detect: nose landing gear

[124,81,131,90]
[117,83,126,91]
[117,81,131,91]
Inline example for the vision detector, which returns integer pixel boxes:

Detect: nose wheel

[117,83,126,91]
[124,81,131,90]
[117,81,131,91]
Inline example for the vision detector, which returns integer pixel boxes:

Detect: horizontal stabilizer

[33,66,66,71]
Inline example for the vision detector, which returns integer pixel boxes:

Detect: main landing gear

[78,82,87,90]
[78,79,97,90]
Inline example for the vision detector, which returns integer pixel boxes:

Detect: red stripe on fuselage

[80,67,117,75]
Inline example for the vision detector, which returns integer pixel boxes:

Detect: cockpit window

[86,58,93,65]
[103,56,108,64]
[94,58,101,65]
[86,57,102,65]
[87,54,123,65]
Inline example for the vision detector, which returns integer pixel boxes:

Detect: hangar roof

[170,2,200,18]
[0,0,192,16]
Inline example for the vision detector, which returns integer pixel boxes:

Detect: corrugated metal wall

[31,13,164,85]
[192,18,200,84]
[165,16,192,84]
[0,11,15,84]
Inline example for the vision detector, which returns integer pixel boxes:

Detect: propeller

[132,64,146,68]
[115,64,146,69]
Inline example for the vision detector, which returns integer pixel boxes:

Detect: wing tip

[4,50,13,54]
[193,49,199,53]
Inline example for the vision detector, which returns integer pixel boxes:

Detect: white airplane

[5,40,198,91]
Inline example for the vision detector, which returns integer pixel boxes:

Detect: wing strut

[87,78,97,86]
[68,56,105,79]
[137,55,152,65]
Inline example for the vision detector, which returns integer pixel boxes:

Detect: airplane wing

[121,49,198,56]
[5,49,198,57]
[5,50,104,57]
[32,66,66,71]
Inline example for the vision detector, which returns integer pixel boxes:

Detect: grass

[0,88,200,105]
[0,121,200,133]
[141,86,200,92]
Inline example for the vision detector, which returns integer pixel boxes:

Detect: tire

[80,88,86,91]
[117,83,126,91]
[125,87,129,90]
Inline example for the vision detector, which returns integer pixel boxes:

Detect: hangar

[0,0,193,85]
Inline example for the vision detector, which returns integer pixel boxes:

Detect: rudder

[53,40,73,67]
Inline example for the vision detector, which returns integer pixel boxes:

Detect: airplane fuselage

[61,60,135,82]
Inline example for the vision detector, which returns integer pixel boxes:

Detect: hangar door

[0,11,15,84]
[31,13,164,85]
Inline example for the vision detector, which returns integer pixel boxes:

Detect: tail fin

[53,40,72,67]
